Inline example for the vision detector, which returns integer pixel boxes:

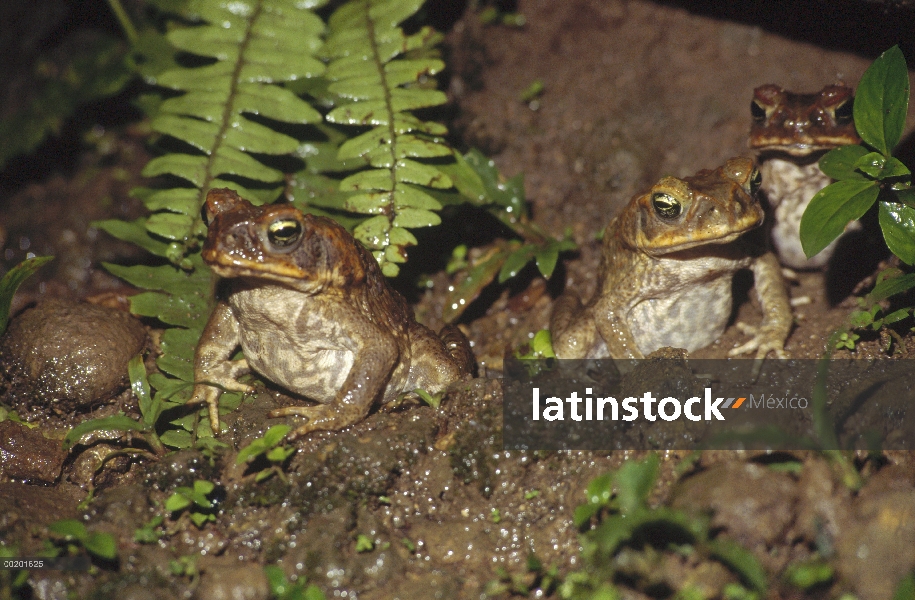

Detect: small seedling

[264,564,326,600]
[355,534,375,553]
[169,555,199,579]
[486,552,559,597]
[562,455,767,598]
[839,268,915,352]
[133,515,165,543]
[47,519,117,562]
[414,388,444,409]
[834,331,860,350]
[784,559,834,590]
[236,425,295,482]
[165,479,217,528]
[64,354,168,455]
[0,255,53,336]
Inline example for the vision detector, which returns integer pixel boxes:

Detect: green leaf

[852,153,911,180]
[868,270,915,303]
[818,145,870,180]
[894,187,915,209]
[194,479,215,497]
[94,218,172,258]
[128,355,159,427]
[535,240,575,279]
[0,256,53,336]
[498,245,537,283]
[894,574,915,600]
[530,330,555,358]
[84,532,118,560]
[442,242,518,323]
[614,454,659,515]
[585,473,613,507]
[262,424,292,448]
[800,180,879,259]
[63,414,146,449]
[879,201,915,264]
[854,45,909,156]
[392,208,440,228]
[882,308,911,325]
[266,446,294,462]
[48,519,88,542]
[136,187,200,215]
[854,151,887,178]
[708,538,767,592]
[882,157,911,178]
[142,153,208,187]
[160,429,193,449]
[189,512,214,527]
[394,160,452,188]
[146,212,195,241]
[165,493,192,513]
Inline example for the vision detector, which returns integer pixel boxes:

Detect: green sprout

[64,354,168,455]
[561,455,766,599]
[165,479,218,528]
[264,564,327,600]
[236,425,296,482]
[47,519,117,562]
[0,256,53,336]
[355,534,375,553]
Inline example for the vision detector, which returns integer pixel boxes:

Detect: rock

[0,420,66,483]
[0,299,146,418]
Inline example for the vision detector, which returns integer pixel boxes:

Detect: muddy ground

[3,1,915,599]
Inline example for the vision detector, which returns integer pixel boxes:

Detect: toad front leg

[729,252,792,360]
[191,301,255,434]
[268,319,399,438]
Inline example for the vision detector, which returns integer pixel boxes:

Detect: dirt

[3,1,915,599]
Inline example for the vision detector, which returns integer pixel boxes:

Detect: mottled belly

[239,327,353,403]
[627,278,733,354]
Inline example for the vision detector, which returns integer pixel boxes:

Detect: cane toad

[551,157,791,360]
[749,84,861,269]
[191,189,474,437]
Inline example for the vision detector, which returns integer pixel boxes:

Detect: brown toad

[550,157,791,360]
[191,189,474,437]
[749,84,861,269]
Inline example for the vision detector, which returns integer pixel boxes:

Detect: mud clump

[0,299,147,419]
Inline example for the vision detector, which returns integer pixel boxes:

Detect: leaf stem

[106,0,139,46]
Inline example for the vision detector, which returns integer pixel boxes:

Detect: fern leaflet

[318,0,453,276]
[91,0,328,442]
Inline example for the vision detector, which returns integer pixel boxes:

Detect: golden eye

[268,219,302,247]
[833,98,853,125]
[750,100,767,123]
[748,168,762,195]
[652,192,682,219]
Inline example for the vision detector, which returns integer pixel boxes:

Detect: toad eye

[651,192,682,219]
[833,98,853,125]
[750,100,767,123]
[268,219,302,247]
[748,168,762,195]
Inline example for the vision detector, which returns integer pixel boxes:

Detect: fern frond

[94,0,329,444]
[320,0,453,276]
[143,0,327,250]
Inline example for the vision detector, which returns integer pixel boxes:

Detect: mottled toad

[191,189,474,437]
[551,157,791,360]
[749,84,861,269]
